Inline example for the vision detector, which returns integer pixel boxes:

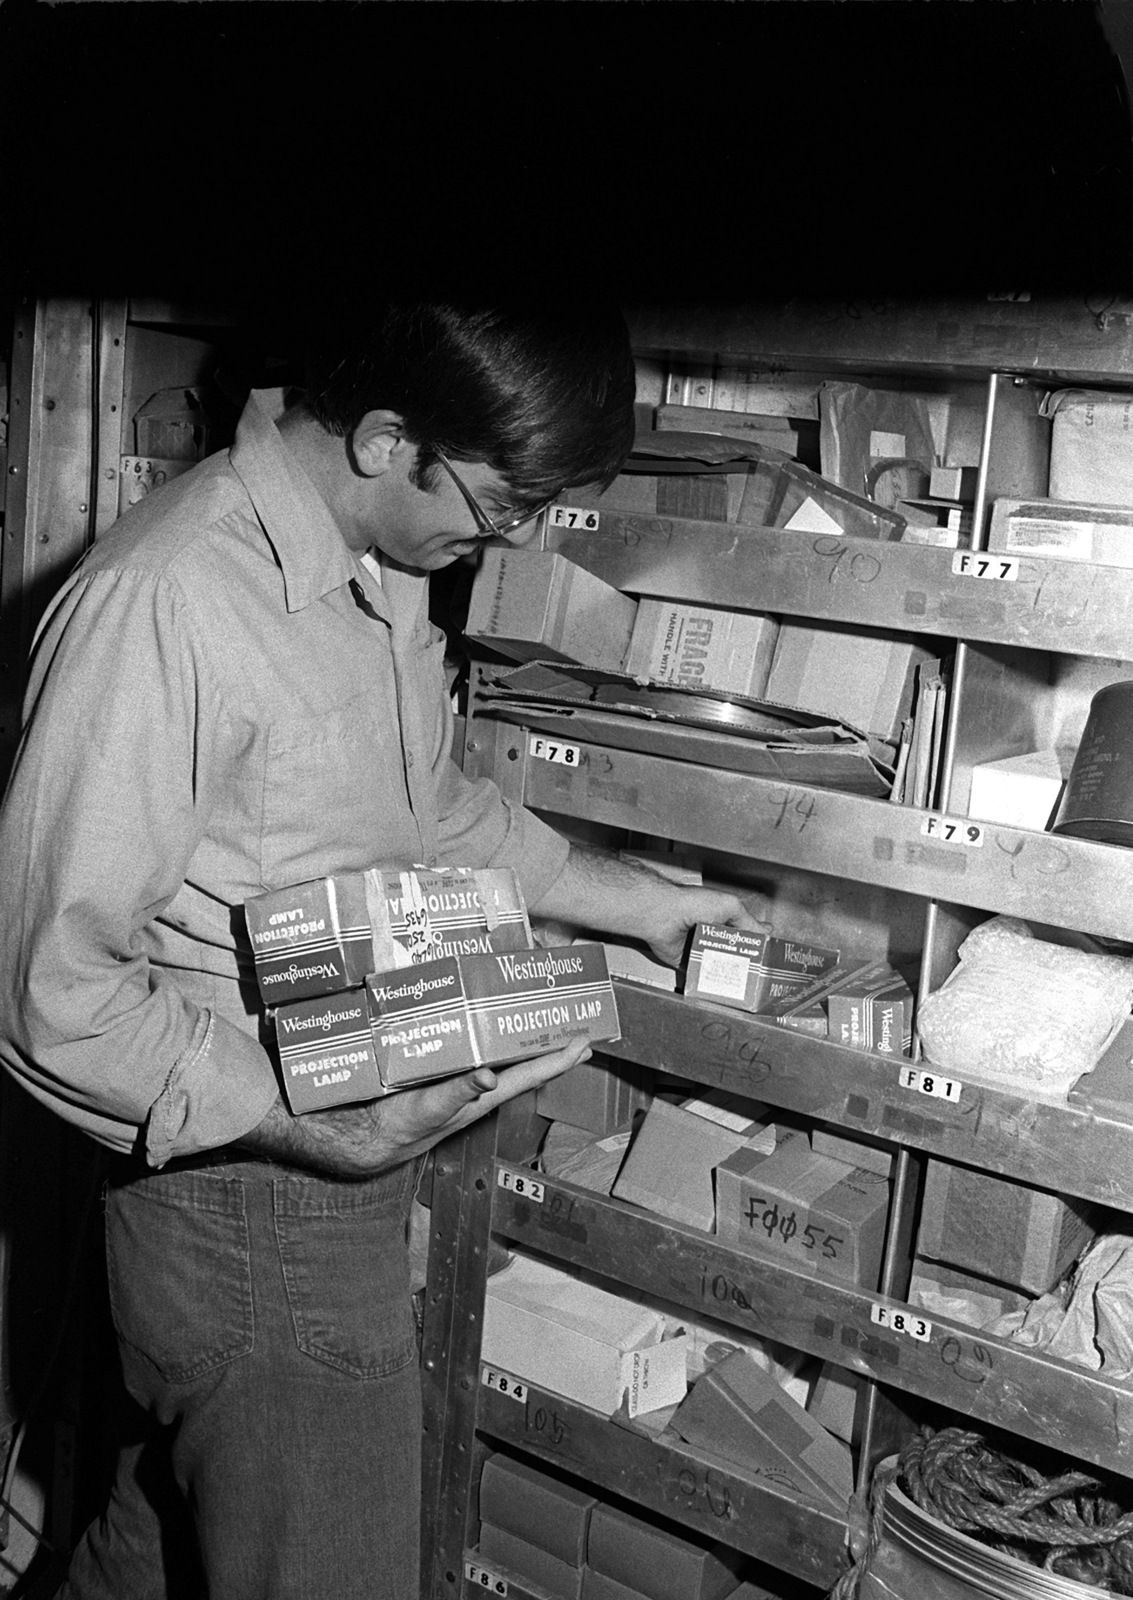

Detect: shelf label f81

[899,1065,962,1102]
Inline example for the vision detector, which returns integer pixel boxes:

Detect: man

[0,297,762,1599]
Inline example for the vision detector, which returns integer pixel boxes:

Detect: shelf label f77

[952,551,1019,581]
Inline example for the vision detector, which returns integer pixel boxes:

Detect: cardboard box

[600,941,679,992]
[479,1452,597,1567]
[274,942,619,1112]
[765,621,933,746]
[246,866,532,1004]
[478,1525,584,1600]
[1068,1016,1133,1115]
[968,749,1069,831]
[669,1350,853,1512]
[536,1057,648,1136]
[586,1502,741,1600]
[655,404,804,457]
[807,1363,862,1446]
[1045,389,1133,507]
[989,496,1133,568]
[133,386,211,461]
[715,1143,889,1289]
[611,1098,773,1232]
[908,1259,1031,1330]
[625,600,779,700]
[917,1159,1100,1296]
[481,1253,688,1417]
[827,968,914,1058]
[809,1128,895,1179]
[683,924,840,1015]
[466,547,638,672]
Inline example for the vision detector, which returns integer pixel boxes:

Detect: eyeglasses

[430,444,557,540]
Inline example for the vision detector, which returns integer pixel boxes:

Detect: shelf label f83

[871,1304,932,1341]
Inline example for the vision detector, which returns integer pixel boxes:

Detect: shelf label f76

[549,505,600,530]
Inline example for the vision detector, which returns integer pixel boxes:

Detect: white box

[482,1254,687,1417]
[1046,389,1133,506]
[967,750,1069,830]
[988,496,1133,569]
[625,600,779,699]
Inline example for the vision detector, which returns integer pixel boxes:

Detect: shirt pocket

[259,692,404,888]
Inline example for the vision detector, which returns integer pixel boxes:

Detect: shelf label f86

[465,1561,508,1595]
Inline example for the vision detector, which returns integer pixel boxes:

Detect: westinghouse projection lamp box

[275,942,620,1112]
[245,865,531,1004]
[683,924,840,1014]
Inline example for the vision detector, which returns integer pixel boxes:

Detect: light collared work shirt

[0,393,567,1164]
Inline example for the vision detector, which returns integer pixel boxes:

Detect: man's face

[369,451,541,572]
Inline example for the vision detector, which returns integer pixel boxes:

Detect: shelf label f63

[465,1560,508,1594]
[549,505,600,530]
[899,1065,962,1102]
[497,1168,545,1203]
[952,551,1020,581]
[528,736,580,767]
[921,815,984,846]
[871,1304,932,1341]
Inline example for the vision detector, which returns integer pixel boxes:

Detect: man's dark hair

[302,299,636,508]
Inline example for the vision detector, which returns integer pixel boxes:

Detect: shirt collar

[229,390,364,615]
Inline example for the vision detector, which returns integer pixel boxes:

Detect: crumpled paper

[917,916,1133,1102]
[986,1229,1133,1375]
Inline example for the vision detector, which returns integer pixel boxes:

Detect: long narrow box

[827,967,914,1058]
[482,1252,687,1418]
[478,1452,596,1567]
[478,1526,585,1600]
[245,865,531,1003]
[989,496,1133,567]
[466,546,638,672]
[275,942,619,1112]
[624,599,779,699]
[715,1143,889,1289]
[683,924,839,1014]
[586,1502,741,1600]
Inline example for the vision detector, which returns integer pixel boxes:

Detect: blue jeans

[58,1158,421,1600]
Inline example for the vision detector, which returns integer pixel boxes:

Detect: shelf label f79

[921,815,984,846]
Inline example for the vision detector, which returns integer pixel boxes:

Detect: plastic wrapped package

[916,916,1133,1101]
[986,1230,1133,1374]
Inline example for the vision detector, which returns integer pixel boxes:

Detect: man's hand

[530,845,770,967]
[236,1035,592,1179]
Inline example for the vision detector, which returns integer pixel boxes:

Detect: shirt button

[406,753,415,768]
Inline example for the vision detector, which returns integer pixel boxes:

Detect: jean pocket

[273,1165,416,1380]
[105,1170,254,1385]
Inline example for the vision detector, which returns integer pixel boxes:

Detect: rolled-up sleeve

[0,568,278,1162]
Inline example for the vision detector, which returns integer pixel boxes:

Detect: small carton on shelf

[809,1128,895,1179]
[908,1259,1032,1330]
[245,865,532,1004]
[478,1525,584,1600]
[668,1349,853,1512]
[624,600,779,700]
[827,968,914,1058]
[478,1452,596,1567]
[610,1097,776,1232]
[715,1142,890,1289]
[764,621,933,747]
[807,1362,863,1446]
[683,924,840,1015]
[274,942,619,1112]
[599,940,679,992]
[466,547,638,673]
[988,496,1133,568]
[536,1056,648,1137]
[916,1159,1101,1296]
[1044,389,1133,507]
[481,1252,688,1417]
[586,1502,742,1600]
[967,749,1070,831]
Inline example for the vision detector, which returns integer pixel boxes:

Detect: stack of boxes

[476,1454,747,1600]
[244,865,619,1112]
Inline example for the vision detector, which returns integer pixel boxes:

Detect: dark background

[3,0,1133,320]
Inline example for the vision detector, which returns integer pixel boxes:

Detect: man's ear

[352,409,413,478]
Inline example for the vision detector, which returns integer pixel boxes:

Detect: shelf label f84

[481,1366,528,1403]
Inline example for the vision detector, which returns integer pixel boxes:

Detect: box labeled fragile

[684,924,840,1014]
[625,600,779,700]
[482,1252,687,1417]
[466,547,638,672]
[275,942,619,1111]
[989,497,1133,568]
[715,1143,890,1288]
[245,865,532,1004]
[917,1159,1100,1296]
[827,968,913,1058]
